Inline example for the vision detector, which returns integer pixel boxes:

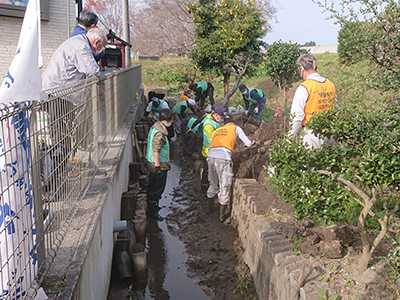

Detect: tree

[85,0,126,37]
[130,0,195,56]
[269,103,400,273]
[300,41,316,47]
[221,54,254,107]
[314,0,400,92]
[86,0,195,56]
[264,40,305,112]
[187,0,271,100]
[337,21,365,65]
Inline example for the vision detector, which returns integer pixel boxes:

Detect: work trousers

[181,118,197,155]
[248,96,266,120]
[198,83,214,109]
[147,170,168,203]
[207,157,233,206]
[173,111,183,135]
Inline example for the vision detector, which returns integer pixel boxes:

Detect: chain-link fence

[0,65,142,299]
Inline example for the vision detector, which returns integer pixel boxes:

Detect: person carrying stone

[145,109,175,221]
[144,97,170,121]
[238,84,266,120]
[207,116,253,222]
[189,81,215,110]
[172,99,198,136]
[289,54,336,149]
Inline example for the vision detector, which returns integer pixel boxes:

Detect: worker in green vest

[189,81,214,110]
[145,109,175,221]
[173,99,198,135]
[144,97,170,120]
[238,84,266,120]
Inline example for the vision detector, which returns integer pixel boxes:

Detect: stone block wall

[231,178,327,300]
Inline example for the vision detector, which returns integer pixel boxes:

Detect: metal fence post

[29,106,45,268]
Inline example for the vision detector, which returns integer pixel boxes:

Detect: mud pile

[231,115,280,184]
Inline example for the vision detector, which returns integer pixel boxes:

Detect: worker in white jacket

[289,54,336,149]
[207,117,253,222]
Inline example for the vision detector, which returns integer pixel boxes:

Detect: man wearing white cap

[173,99,198,135]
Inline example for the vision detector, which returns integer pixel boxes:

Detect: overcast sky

[264,0,340,46]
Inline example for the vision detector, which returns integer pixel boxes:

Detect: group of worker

[143,53,336,222]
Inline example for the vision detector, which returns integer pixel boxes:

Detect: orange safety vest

[301,79,336,126]
[209,125,237,154]
[180,93,190,102]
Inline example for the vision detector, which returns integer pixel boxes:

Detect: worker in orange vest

[207,116,253,222]
[289,54,336,149]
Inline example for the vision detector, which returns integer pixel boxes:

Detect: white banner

[0,0,46,298]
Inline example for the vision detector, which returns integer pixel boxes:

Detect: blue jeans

[248,96,266,120]
[147,170,168,203]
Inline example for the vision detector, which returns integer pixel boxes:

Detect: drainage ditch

[107,137,258,299]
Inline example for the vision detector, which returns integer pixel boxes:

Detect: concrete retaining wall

[44,87,145,300]
[231,179,327,300]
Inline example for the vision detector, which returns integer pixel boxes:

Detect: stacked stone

[231,178,327,300]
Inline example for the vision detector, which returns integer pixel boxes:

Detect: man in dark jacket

[70,10,104,61]
[239,84,266,120]
[145,109,175,221]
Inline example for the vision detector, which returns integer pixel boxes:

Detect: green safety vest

[197,81,208,92]
[146,126,170,163]
[202,114,222,147]
[187,117,197,129]
[244,88,264,104]
[173,101,189,115]
[152,100,166,113]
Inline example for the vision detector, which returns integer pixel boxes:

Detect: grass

[136,52,389,114]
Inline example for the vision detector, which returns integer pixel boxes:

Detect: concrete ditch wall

[231,178,327,300]
[44,88,145,300]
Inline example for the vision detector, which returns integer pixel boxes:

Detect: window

[0,0,49,21]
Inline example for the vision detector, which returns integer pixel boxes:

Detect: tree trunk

[358,248,372,273]
[223,73,230,98]
[222,74,242,108]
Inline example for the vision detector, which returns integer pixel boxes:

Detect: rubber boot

[219,204,229,222]
[207,196,218,213]
[148,202,164,221]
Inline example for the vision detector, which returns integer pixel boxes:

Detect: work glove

[253,107,259,114]
[245,110,248,115]
[155,166,163,180]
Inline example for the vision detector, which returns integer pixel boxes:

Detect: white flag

[0,0,47,299]
[0,0,45,103]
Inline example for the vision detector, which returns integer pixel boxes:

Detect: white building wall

[0,0,76,77]
[300,44,338,54]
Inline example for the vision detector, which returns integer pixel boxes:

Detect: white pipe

[113,220,127,232]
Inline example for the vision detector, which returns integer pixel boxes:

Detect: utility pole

[122,0,131,68]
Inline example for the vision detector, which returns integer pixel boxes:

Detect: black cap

[239,84,247,92]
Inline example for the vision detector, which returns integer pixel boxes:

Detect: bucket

[130,243,147,279]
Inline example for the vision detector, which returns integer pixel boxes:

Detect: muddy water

[108,160,211,300]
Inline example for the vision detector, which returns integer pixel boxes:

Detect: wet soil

[167,157,258,300]
[108,140,258,300]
